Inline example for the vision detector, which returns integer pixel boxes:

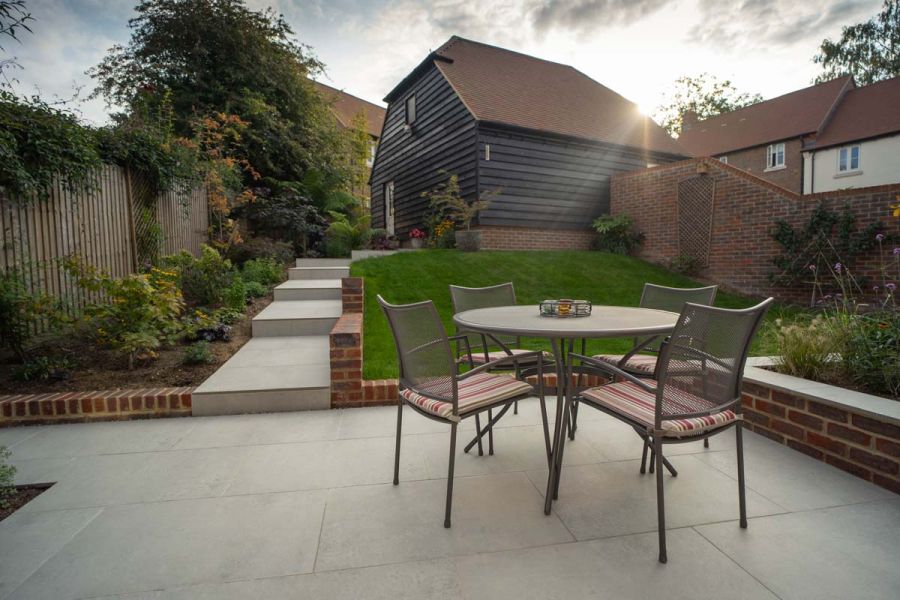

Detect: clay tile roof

[428,36,685,156]
[677,76,854,157]
[311,80,386,139]
[813,76,900,149]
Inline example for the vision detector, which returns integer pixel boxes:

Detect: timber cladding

[0,165,208,325]
[610,158,900,302]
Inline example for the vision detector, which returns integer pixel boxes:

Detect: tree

[654,73,763,136]
[89,0,348,187]
[813,0,900,85]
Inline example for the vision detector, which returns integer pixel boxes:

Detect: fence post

[124,165,139,271]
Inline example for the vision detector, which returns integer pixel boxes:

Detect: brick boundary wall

[610,157,900,303]
[475,225,596,251]
[0,387,193,427]
[741,380,899,494]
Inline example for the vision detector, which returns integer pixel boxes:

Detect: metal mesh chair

[556,298,772,562]
[592,284,718,378]
[378,295,545,528]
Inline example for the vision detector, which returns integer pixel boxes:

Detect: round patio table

[452,305,679,514]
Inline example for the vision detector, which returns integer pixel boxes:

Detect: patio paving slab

[695,499,900,600]
[8,490,327,600]
[315,472,574,572]
[172,410,342,450]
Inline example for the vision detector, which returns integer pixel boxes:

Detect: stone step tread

[252,300,342,322]
[194,336,330,395]
[295,258,351,267]
[275,279,343,290]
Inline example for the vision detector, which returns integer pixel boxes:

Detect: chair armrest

[457,350,545,380]
[447,333,475,368]
[567,353,656,393]
[618,335,662,366]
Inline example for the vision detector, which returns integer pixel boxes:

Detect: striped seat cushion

[593,354,659,375]
[468,349,550,365]
[401,372,532,419]
[581,380,737,437]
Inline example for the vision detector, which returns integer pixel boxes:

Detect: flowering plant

[409,228,426,239]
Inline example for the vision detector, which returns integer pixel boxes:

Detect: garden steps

[191,336,331,416]
[295,258,351,267]
[288,266,350,280]
[273,279,342,301]
[251,300,342,337]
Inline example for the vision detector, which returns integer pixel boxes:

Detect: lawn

[352,250,795,379]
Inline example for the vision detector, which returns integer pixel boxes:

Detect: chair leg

[567,399,578,441]
[514,400,518,415]
[640,437,650,474]
[704,437,710,448]
[487,408,494,456]
[648,447,655,473]
[473,414,484,456]
[655,436,667,563]
[445,422,458,528]
[393,401,403,485]
[736,423,748,529]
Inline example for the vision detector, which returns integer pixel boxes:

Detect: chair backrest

[655,298,773,425]
[450,283,518,349]
[378,295,456,405]
[637,284,718,352]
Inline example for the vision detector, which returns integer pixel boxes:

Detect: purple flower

[887,283,897,292]
[834,263,842,273]
[894,247,900,256]
[876,233,885,242]
[874,285,880,292]
[807,264,816,272]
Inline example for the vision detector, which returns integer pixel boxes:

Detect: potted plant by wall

[421,172,494,252]
[408,228,426,249]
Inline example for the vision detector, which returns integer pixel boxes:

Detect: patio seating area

[1,399,897,600]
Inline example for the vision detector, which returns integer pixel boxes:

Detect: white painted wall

[803,133,900,194]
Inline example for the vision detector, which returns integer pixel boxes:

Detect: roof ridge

[438,35,583,71]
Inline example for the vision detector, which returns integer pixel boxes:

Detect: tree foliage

[654,73,763,136]
[813,0,900,85]
[90,0,349,187]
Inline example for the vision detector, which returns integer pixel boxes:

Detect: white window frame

[837,144,861,174]
[719,156,728,164]
[384,181,395,234]
[765,143,785,171]
[404,95,416,125]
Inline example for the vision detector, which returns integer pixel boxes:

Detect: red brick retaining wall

[742,380,899,494]
[475,225,596,251]
[610,158,900,302]
[0,388,193,427]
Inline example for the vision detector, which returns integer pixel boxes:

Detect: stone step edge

[0,387,193,427]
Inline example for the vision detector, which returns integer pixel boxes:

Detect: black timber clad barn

[370,36,687,237]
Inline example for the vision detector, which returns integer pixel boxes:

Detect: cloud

[530,0,670,35]
[688,0,881,49]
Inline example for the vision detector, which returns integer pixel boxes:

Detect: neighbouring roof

[812,76,900,149]
[387,36,686,156]
[311,80,386,139]
[678,76,854,156]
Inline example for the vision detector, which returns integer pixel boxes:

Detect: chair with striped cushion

[557,298,772,563]
[378,295,546,528]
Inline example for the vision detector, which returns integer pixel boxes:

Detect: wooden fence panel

[0,165,208,329]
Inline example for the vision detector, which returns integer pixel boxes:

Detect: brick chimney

[680,110,698,134]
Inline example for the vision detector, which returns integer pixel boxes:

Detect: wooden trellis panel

[676,175,715,266]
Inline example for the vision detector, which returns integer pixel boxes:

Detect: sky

[2,0,883,126]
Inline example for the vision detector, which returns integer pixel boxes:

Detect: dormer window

[405,95,416,125]
[766,143,785,170]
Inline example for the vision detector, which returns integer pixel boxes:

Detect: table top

[453,305,679,339]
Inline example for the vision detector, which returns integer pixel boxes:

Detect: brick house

[677,76,855,194]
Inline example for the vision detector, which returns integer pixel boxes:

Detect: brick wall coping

[744,357,900,426]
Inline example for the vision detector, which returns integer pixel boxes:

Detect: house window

[766,143,785,170]
[719,156,728,164]
[485,144,491,161]
[838,145,860,172]
[405,95,416,125]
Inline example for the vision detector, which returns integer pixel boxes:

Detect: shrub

[591,214,644,254]
[0,267,61,362]
[183,340,215,365]
[669,254,703,275]
[244,281,268,298]
[64,256,184,369]
[162,245,238,307]
[840,311,900,398]
[430,219,456,249]
[226,236,294,266]
[240,258,284,287]
[246,191,327,256]
[768,315,841,382]
[0,446,15,510]
[13,355,73,382]
[224,278,247,310]
[367,229,399,251]
[324,211,371,257]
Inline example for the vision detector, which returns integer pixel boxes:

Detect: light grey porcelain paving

[273,278,342,301]
[250,300,342,336]
[287,266,350,280]
[295,258,350,267]
[574,416,730,461]
[0,507,101,599]
[527,456,786,540]
[695,500,900,600]
[2,405,898,600]
[315,472,574,572]
[455,527,778,600]
[0,427,40,449]
[9,490,327,600]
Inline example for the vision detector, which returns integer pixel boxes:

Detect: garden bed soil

[0,296,273,395]
[0,484,52,522]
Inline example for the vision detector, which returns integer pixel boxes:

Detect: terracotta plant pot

[455,229,482,252]
[409,238,425,249]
